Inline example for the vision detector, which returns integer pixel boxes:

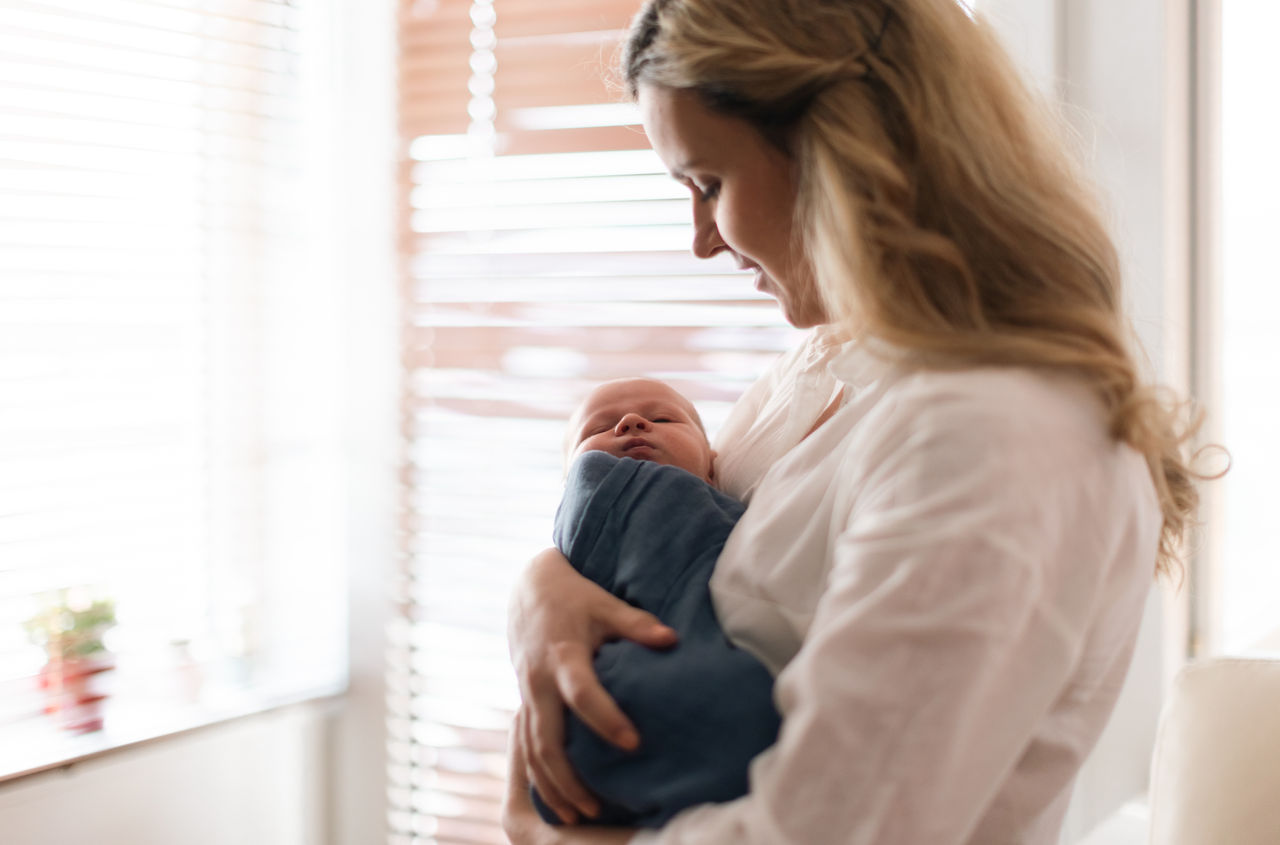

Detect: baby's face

[569,379,716,483]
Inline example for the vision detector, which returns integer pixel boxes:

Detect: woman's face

[638,84,828,328]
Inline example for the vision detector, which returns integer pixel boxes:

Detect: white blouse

[634,329,1161,845]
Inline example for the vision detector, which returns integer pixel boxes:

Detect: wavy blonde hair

[623,0,1204,578]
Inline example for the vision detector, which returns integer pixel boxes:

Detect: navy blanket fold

[531,452,780,828]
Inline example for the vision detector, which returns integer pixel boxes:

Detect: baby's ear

[707,450,718,485]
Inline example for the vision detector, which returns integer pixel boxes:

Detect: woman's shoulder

[839,363,1134,491]
[823,363,1160,570]
[883,365,1109,441]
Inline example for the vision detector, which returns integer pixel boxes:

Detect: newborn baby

[531,378,780,828]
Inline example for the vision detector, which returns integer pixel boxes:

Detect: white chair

[1148,656,1280,845]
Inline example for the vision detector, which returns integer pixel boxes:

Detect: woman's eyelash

[698,183,720,201]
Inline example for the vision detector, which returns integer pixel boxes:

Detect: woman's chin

[779,304,825,330]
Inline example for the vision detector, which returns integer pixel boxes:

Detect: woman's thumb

[609,606,678,647]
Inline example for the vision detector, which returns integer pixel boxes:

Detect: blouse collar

[808,326,902,392]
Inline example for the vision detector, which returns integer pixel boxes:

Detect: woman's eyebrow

[669,157,707,181]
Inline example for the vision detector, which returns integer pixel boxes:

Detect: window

[390,0,796,840]
[0,0,345,778]
[1192,0,1280,655]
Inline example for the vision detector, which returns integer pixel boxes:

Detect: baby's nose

[614,414,649,434]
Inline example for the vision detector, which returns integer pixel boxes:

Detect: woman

[504,0,1200,842]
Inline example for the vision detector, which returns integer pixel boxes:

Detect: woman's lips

[734,258,766,291]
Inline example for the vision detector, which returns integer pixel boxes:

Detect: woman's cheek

[718,202,766,262]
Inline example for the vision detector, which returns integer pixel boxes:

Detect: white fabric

[712,324,851,503]
[1148,657,1280,845]
[634,329,1162,845]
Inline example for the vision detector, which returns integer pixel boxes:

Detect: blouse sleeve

[633,383,1153,845]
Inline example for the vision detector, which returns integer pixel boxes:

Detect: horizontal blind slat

[14,0,298,29]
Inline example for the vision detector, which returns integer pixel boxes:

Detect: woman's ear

[707,450,718,485]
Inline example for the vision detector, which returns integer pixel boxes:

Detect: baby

[531,378,780,828]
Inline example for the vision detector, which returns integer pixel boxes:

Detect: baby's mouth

[621,438,656,459]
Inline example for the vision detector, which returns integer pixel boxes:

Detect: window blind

[392,0,798,841]
[0,0,344,762]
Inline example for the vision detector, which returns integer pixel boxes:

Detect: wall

[0,705,328,845]
[1059,0,1194,836]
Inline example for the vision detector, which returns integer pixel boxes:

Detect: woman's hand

[509,547,677,823]
[503,723,553,845]
[504,721,640,845]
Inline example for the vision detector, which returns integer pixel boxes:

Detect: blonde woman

[504,1,1201,843]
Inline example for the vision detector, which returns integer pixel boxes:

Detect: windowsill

[0,666,345,786]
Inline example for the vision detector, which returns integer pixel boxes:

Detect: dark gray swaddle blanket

[531,452,780,828]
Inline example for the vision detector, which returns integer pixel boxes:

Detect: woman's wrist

[509,547,572,659]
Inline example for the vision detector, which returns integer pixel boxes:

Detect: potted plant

[24,593,117,733]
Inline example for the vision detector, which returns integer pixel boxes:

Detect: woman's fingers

[552,643,639,751]
[504,716,549,845]
[568,602,675,748]
[523,692,599,821]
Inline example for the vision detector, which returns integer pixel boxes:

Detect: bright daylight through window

[0,0,344,779]
[1214,0,1280,653]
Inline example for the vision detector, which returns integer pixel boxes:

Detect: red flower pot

[39,655,114,733]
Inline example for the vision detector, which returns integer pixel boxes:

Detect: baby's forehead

[577,379,686,416]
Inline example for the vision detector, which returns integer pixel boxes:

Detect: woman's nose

[614,413,650,435]
[691,199,727,260]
